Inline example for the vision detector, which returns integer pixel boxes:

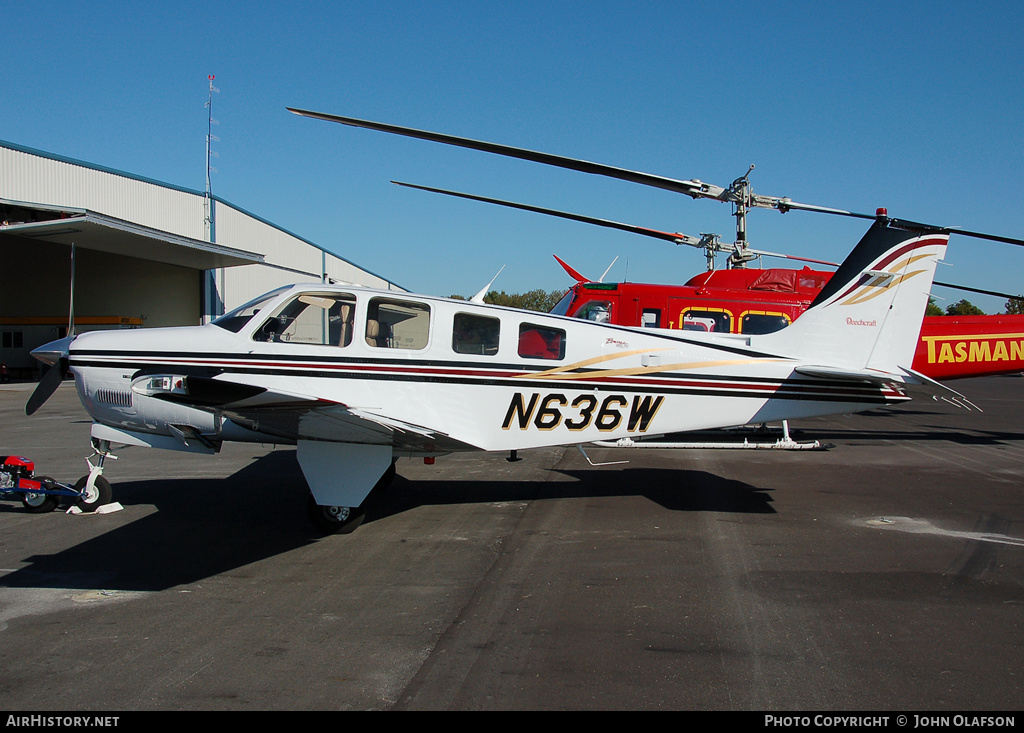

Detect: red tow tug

[0,454,113,514]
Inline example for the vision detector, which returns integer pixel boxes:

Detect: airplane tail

[759,217,949,373]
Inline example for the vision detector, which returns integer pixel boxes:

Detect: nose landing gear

[1,439,117,514]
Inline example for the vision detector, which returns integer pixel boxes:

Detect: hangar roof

[1,198,264,270]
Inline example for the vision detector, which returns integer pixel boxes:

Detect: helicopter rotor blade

[291,108,1024,250]
[292,108,879,221]
[737,247,840,267]
[392,180,697,244]
[393,181,842,267]
[933,281,1023,302]
[291,108,730,201]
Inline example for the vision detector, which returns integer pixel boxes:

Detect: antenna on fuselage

[471,265,506,304]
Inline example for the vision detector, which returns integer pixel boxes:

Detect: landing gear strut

[306,460,397,535]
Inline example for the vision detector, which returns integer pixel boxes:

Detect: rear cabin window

[453,313,500,355]
[254,292,356,346]
[518,323,565,360]
[741,312,791,335]
[366,297,431,350]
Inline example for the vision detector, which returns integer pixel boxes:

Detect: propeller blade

[26,358,68,416]
[25,335,75,416]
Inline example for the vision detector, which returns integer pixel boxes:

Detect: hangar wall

[0,140,401,375]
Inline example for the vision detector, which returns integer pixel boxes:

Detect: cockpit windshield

[548,289,575,316]
[211,287,290,333]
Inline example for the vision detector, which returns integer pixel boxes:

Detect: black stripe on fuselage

[70,350,900,405]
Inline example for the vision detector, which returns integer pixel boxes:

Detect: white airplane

[26,213,966,532]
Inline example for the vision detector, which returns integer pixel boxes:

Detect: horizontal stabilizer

[794,365,898,384]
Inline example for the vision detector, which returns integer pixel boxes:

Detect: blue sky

[4,1,1024,312]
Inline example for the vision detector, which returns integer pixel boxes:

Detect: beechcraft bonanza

[23,108,1024,533]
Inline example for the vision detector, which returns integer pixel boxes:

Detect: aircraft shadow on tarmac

[801,405,1024,445]
[0,449,771,593]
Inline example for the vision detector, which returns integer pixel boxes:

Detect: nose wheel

[72,475,113,512]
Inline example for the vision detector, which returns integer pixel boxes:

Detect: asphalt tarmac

[0,376,1022,711]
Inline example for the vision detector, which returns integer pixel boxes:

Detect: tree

[482,289,567,313]
[1005,297,1024,315]
[945,299,985,316]
[925,297,943,316]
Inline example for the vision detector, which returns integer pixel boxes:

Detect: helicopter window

[681,309,731,333]
[518,323,565,360]
[366,297,431,350]
[573,300,612,323]
[255,292,357,346]
[213,286,291,333]
[741,312,791,335]
[453,313,500,355]
[641,309,661,328]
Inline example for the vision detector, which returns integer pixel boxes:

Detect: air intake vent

[96,389,133,408]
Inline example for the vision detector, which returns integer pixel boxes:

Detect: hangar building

[1,140,401,376]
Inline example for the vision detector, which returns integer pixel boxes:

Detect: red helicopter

[548,252,1024,382]
[391,179,1024,383]
[288,109,1024,385]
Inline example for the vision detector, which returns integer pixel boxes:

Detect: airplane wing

[130,372,474,452]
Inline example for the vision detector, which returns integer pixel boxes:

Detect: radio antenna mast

[204,74,219,242]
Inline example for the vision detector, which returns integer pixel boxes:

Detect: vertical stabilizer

[759,218,948,372]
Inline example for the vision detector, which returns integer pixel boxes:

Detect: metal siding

[1,146,204,239]
[2,142,401,317]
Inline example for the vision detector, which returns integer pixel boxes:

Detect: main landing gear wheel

[304,460,397,535]
[73,475,112,513]
[21,476,58,513]
[306,495,365,535]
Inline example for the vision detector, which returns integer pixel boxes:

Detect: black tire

[72,475,113,512]
[305,494,365,535]
[21,476,58,513]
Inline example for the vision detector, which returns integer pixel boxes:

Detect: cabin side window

[254,292,356,346]
[518,323,566,360]
[740,312,791,335]
[452,313,500,355]
[366,297,431,350]
[641,309,661,328]
[681,308,732,333]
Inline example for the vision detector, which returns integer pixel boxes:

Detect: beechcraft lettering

[502,393,664,432]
